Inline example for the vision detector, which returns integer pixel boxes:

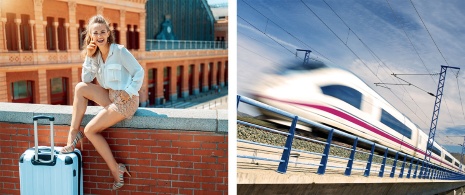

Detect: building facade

[0,0,228,107]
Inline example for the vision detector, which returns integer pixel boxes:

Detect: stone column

[14,19,22,52]
[120,10,126,47]
[64,23,69,51]
[202,62,208,92]
[219,60,225,87]
[68,1,78,52]
[0,71,7,102]
[70,67,79,104]
[38,69,48,104]
[33,0,46,52]
[181,63,189,98]
[53,22,59,52]
[0,18,6,52]
[29,20,35,51]
[169,64,177,102]
[193,63,200,95]
[139,12,146,52]
[97,6,104,15]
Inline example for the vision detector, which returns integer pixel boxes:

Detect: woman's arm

[120,46,144,97]
[82,56,98,83]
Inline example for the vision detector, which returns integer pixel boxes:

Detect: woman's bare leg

[65,82,112,147]
[84,106,126,182]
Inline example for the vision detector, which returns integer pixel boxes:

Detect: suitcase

[19,115,83,195]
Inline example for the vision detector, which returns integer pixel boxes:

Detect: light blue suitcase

[19,116,83,195]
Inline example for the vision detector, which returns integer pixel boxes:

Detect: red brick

[201,170,217,177]
[129,139,155,146]
[172,181,200,189]
[172,155,201,162]
[110,133,135,139]
[194,163,224,171]
[201,143,217,149]
[2,182,16,189]
[172,168,201,176]
[179,148,193,155]
[156,180,172,187]
[179,162,193,168]
[136,185,152,193]
[179,135,193,141]
[129,178,156,185]
[136,172,150,178]
[151,173,176,180]
[110,145,136,152]
[152,133,180,141]
[1,171,15,177]
[195,190,223,195]
[0,189,20,194]
[194,135,225,142]
[1,146,12,153]
[218,143,228,149]
[89,189,113,194]
[157,154,172,160]
[1,159,13,165]
[179,175,194,182]
[151,187,178,194]
[172,141,201,149]
[129,152,154,159]
[0,134,11,140]
[131,166,157,173]
[138,159,151,166]
[0,140,13,147]
[180,189,194,195]
[195,176,223,183]
[137,146,150,152]
[151,147,178,154]
[152,160,178,167]
[156,140,171,147]
[201,156,218,163]
[216,184,228,191]
[201,183,216,190]
[194,149,225,157]
[157,167,172,174]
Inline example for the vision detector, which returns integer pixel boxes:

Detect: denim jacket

[82,43,144,97]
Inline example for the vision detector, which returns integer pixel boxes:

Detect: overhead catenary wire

[300,0,428,126]
[241,0,336,65]
[320,0,432,123]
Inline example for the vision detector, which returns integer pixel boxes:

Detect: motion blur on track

[250,59,463,172]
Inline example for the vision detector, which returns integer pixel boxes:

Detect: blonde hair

[81,15,116,58]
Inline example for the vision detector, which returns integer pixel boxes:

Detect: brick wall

[0,122,228,195]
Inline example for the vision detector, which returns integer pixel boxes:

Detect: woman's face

[90,23,110,47]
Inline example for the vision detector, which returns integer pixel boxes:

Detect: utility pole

[296,49,311,65]
[421,65,460,179]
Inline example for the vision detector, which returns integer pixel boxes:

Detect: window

[113,23,120,44]
[432,145,442,157]
[445,155,453,163]
[126,24,133,49]
[11,80,34,103]
[20,14,32,51]
[46,17,56,50]
[380,109,412,139]
[50,77,68,105]
[320,85,362,109]
[57,18,67,51]
[134,25,139,50]
[78,20,85,49]
[455,162,460,167]
[5,13,18,51]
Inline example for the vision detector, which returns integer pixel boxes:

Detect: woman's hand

[121,91,131,101]
[87,39,97,57]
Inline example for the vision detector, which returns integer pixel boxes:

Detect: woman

[60,15,144,190]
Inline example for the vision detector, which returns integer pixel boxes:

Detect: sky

[237,0,465,153]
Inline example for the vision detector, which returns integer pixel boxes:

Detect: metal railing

[146,39,228,50]
[237,95,465,180]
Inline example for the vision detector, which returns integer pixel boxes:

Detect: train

[250,59,464,173]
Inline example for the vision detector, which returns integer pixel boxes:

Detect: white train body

[251,62,461,172]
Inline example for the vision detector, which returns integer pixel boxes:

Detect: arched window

[78,20,85,49]
[134,25,139,50]
[20,14,32,51]
[50,77,68,105]
[113,23,120,44]
[57,18,67,51]
[126,24,132,49]
[46,17,56,50]
[5,13,18,51]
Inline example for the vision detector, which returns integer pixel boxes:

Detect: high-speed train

[251,59,464,172]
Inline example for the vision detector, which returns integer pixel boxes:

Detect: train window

[455,162,460,167]
[320,85,362,109]
[432,145,442,157]
[445,155,453,163]
[380,109,412,139]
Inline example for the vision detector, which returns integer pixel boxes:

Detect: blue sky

[238,0,465,153]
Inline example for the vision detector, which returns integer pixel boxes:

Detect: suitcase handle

[33,115,55,163]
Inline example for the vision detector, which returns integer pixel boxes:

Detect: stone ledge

[0,103,228,133]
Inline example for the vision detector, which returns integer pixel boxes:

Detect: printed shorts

[107,89,139,119]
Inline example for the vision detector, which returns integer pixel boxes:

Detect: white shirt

[82,43,144,97]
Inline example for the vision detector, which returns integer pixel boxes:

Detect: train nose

[252,75,289,99]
